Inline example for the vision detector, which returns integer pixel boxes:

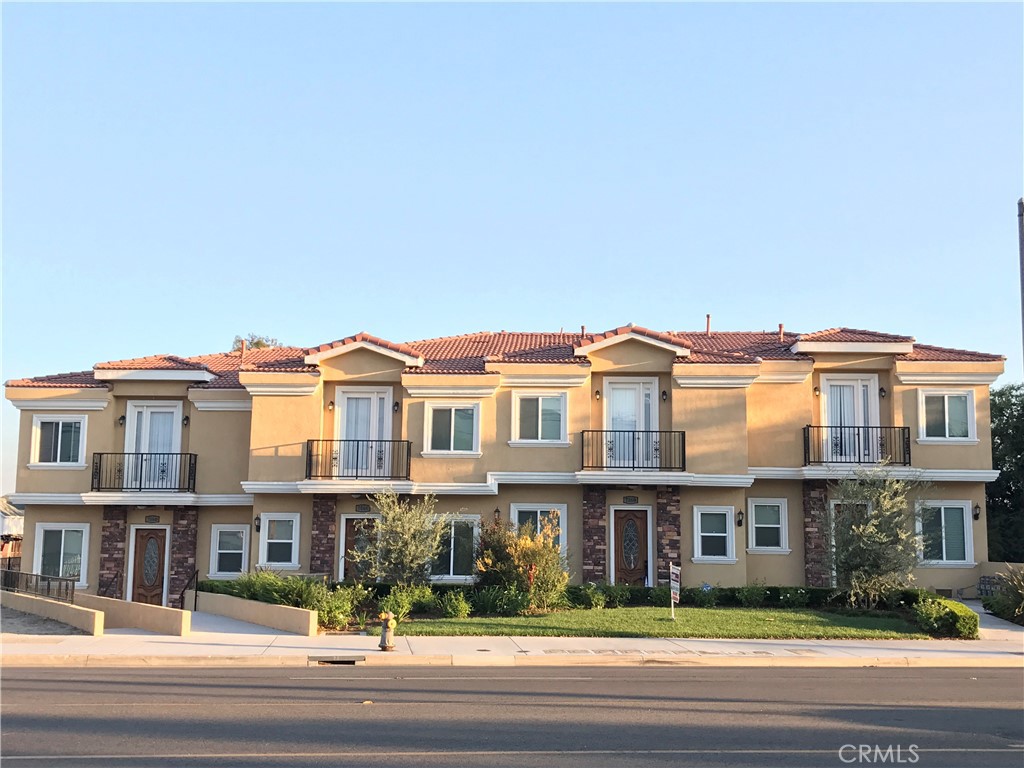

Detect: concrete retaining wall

[0,590,104,635]
[185,590,317,636]
[75,594,191,636]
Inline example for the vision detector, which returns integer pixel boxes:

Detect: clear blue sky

[3,3,1022,494]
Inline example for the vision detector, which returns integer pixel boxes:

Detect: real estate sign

[669,563,680,620]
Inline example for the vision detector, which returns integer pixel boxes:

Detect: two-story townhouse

[4,325,1004,606]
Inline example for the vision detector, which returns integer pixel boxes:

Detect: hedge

[913,596,979,639]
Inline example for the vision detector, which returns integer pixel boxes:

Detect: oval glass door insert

[622,520,640,569]
[142,538,160,586]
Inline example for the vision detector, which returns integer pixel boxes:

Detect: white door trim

[124,401,183,453]
[125,524,172,606]
[333,386,394,441]
[337,512,381,581]
[607,505,655,586]
[602,377,660,432]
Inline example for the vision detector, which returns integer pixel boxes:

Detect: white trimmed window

[424,403,481,456]
[34,523,90,587]
[209,525,249,578]
[917,502,974,566]
[747,499,790,553]
[692,506,736,563]
[918,390,976,442]
[510,392,568,445]
[431,516,480,582]
[30,415,87,467]
[258,513,300,569]
[510,503,568,559]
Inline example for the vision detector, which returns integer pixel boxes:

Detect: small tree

[347,492,451,586]
[987,383,1024,562]
[829,466,930,608]
[232,333,280,351]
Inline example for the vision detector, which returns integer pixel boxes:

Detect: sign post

[669,563,681,621]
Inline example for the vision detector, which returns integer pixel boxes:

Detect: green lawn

[380,606,927,640]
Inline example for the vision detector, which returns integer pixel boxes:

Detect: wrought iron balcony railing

[92,453,198,492]
[306,439,412,480]
[582,430,686,471]
[803,425,911,466]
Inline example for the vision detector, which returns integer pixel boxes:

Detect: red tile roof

[304,332,424,362]
[94,354,211,371]
[4,327,1003,389]
[796,327,914,343]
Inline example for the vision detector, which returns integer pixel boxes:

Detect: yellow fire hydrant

[378,611,396,652]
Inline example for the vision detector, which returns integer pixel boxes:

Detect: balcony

[91,453,198,492]
[581,430,686,472]
[803,426,911,466]
[306,439,412,480]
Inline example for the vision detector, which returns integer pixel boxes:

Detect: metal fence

[306,439,412,480]
[0,570,76,603]
[581,430,686,471]
[92,452,198,492]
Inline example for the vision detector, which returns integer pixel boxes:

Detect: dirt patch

[0,605,87,635]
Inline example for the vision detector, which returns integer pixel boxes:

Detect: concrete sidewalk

[2,601,1021,669]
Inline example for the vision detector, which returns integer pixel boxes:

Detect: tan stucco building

[4,324,1005,605]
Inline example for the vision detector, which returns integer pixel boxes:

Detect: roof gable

[304,332,425,367]
[574,325,691,358]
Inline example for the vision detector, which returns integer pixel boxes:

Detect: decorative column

[99,505,128,596]
[802,480,830,587]
[581,486,608,582]
[168,506,199,602]
[310,494,338,577]
[655,487,682,585]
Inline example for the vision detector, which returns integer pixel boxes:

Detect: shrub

[602,582,632,608]
[507,511,569,611]
[649,586,672,607]
[628,586,653,605]
[993,564,1024,625]
[735,580,770,608]
[437,590,472,619]
[778,587,810,609]
[472,586,504,615]
[686,583,717,608]
[576,582,607,610]
[475,520,519,589]
[913,596,979,638]
[347,492,451,586]
[497,586,531,616]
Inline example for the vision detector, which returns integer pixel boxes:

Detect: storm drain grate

[309,655,366,666]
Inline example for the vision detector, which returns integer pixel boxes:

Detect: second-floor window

[32,415,86,466]
[511,392,567,444]
[425,403,480,455]
[920,391,975,441]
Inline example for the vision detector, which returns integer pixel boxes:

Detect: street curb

[4,653,1022,669]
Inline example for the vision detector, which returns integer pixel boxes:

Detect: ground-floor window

[691,506,736,563]
[747,498,790,553]
[34,523,90,587]
[258,513,300,569]
[917,501,973,565]
[210,525,249,578]
[431,516,479,582]
[510,503,567,558]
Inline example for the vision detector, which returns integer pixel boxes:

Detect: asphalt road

[1,666,1021,767]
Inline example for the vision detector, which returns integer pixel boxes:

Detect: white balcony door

[821,375,879,462]
[605,379,658,468]
[124,402,182,489]
[336,387,392,476]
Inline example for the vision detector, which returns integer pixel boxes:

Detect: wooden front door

[132,528,167,605]
[614,509,649,585]
[342,518,374,581]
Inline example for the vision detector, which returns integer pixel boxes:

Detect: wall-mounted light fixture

[973,503,981,521]
[182,415,190,427]
[813,386,821,397]
[594,390,601,401]
[253,514,261,532]
[736,509,745,527]
[393,401,400,413]
[493,507,501,522]
[661,390,668,402]
[879,387,887,398]
[327,400,334,412]
[117,415,126,427]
